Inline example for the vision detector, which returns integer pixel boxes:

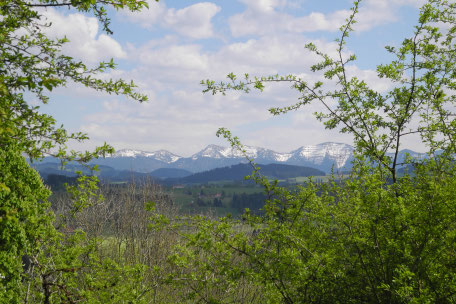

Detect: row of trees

[2,0,456,302]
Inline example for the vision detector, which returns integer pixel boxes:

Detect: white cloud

[215,35,341,71]
[41,8,126,63]
[355,0,425,31]
[130,0,167,25]
[127,33,344,86]
[74,29,392,155]
[389,0,425,6]
[136,42,209,70]
[237,0,287,13]
[52,24,400,155]
[44,1,429,155]
[164,3,221,39]
[125,1,221,39]
[229,5,349,37]
[230,0,423,37]
[80,89,272,155]
[354,0,397,31]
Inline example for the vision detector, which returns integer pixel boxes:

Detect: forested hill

[170,163,325,184]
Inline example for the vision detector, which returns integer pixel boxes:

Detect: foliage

[0,143,52,302]
[167,155,456,302]
[165,0,456,302]
[3,0,456,302]
[0,0,151,302]
[0,0,148,160]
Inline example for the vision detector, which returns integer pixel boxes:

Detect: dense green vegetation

[3,0,456,303]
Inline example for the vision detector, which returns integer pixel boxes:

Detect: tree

[203,0,456,183]
[0,0,151,302]
[0,0,148,161]
[164,0,456,302]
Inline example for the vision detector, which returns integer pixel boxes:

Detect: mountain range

[90,142,355,174]
[38,142,424,175]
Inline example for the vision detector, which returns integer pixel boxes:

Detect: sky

[37,0,426,157]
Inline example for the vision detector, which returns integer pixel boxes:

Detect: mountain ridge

[105,142,355,173]
[38,142,424,174]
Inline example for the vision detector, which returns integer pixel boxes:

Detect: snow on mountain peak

[192,145,227,159]
[293,142,353,168]
[112,142,355,169]
[111,149,181,163]
[193,145,265,159]
[192,145,294,162]
[112,149,144,158]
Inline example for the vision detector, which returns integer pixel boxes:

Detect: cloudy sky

[38,0,426,156]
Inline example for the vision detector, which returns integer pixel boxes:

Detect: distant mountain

[91,142,355,173]
[180,142,355,173]
[91,149,181,173]
[35,142,426,175]
[287,142,353,171]
[35,147,426,185]
[171,163,325,184]
[188,144,289,160]
[112,149,181,163]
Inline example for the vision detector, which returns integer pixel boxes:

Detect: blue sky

[38,0,425,156]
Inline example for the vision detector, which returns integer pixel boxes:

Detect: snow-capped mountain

[290,142,354,169]
[38,142,425,176]
[95,142,356,173]
[191,145,237,159]
[191,144,292,161]
[190,143,352,167]
[91,142,428,174]
[111,149,181,163]
[111,149,149,158]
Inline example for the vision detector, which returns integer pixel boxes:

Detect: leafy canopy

[0,0,150,162]
[0,0,152,302]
